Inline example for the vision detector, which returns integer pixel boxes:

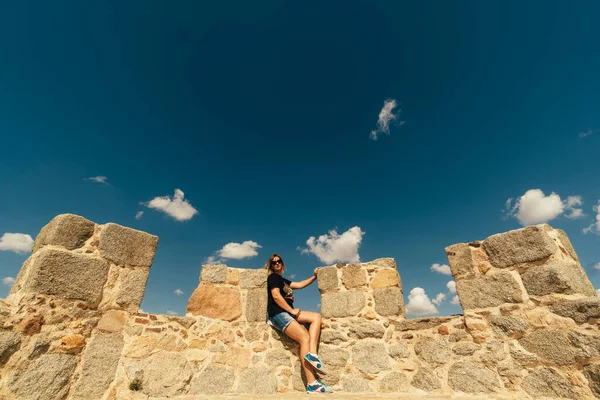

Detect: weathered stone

[246,287,267,322]
[449,330,470,342]
[22,248,109,305]
[200,264,227,283]
[445,243,476,279]
[389,343,411,360]
[342,375,372,392]
[348,322,385,339]
[98,223,158,267]
[519,330,576,365]
[9,353,77,400]
[369,258,397,269]
[0,332,20,365]
[189,365,234,395]
[584,364,600,398]
[245,326,260,342]
[71,333,124,399]
[374,287,404,316]
[59,334,86,353]
[321,329,348,345]
[28,336,50,359]
[482,225,557,268]
[317,266,339,292]
[448,361,500,394]
[321,291,365,318]
[97,310,127,332]
[342,264,367,289]
[319,344,349,368]
[414,339,451,364]
[370,269,400,289]
[379,372,409,392]
[412,368,442,391]
[167,315,195,329]
[521,259,595,296]
[8,255,32,296]
[456,270,525,309]
[319,370,340,387]
[115,268,149,311]
[549,297,600,323]
[508,340,539,364]
[556,229,579,262]
[187,283,242,321]
[396,316,453,331]
[265,349,291,368]
[138,352,192,397]
[568,330,600,358]
[352,341,391,374]
[215,347,252,369]
[240,269,267,288]
[489,315,529,338]
[497,362,523,378]
[236,367,277,394]
[18,314,44,335]
[522,367,576,399]
[32,213,95,253]
[226,268,240,285]
[453,342,481,356]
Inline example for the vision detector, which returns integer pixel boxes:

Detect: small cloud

[451,295,460,305]
[504,189,583,226]
[579,129,596,138]
[144,189,198,221]
[432,293,446,306]
[166,310,178,316]
[299,226,364,264]
[204,255,220,265]
[220,241,261,259]
[135,211,144,220]
[3,277,15,285]
[583,200,600,235]
[85,176,109,185]
[288,274,296,279]
[174,289,184,296]
[447,280,456,293]
[565,196,584,219]
[405,287,438,316]
[370,99,405,140]
[594,263,600,270]
[0,233,34,254]
[430,263,452,275]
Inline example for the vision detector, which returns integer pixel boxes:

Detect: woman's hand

[313,267,320,277]
[291,308,301,318]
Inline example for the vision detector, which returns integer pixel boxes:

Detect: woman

[265,253,332,394]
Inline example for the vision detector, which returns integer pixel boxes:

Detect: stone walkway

[161,394,518,400]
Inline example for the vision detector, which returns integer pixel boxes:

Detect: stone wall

[1,214,600,399]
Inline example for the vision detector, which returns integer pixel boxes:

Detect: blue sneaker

[318,380,333,393]
[305,352,327,375]
[307,380,330,394]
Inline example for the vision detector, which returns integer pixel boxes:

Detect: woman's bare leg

[283,320,316,383]
[296,311,322,354]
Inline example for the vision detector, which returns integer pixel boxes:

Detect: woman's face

[271,257,284,274]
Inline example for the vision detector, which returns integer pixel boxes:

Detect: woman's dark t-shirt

[267,273,294,317]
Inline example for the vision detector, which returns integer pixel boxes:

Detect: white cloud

[86,176,109,185]
[451,295,460,305]
[504,189,585,226]
[0,233,34,254]
[204,256,219,265]
[166,310,178,316]
[174,289,184,296]
[579,129,595,138]
[288,274,296,279]
[220,241,261,259]
[145,189,198,221]
[430,263,451,275]
[583,200,600,235]
[447,280,456,293]
[370,99,405,140]
[135,211,144,220]
[299,226,364,264]
[3,277,15,285]
[432,293,446,306]
[594,263,600,270]
[405,287,438,316]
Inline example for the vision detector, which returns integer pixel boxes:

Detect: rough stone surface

[396,316,453,331]
[71,333,124,399]
[449,330,470,342]
[369,258,397,269]
[445,243,476,279]
[226,268,240,285]
[246,288,267,322]
[9,353,77,400]
[414,339,451,364]
[482,225,557,268]
[265,349,292,368]
[448,361,501,394]
[342,375,372,392]
[319,344,349,368]
[98,223,158,267]
[321,291,365,318]
[97,310,127,333]
[370,269,400,289]
[240,269,267,289]
[453,342,481,356]
[215,347,252,369]
[200,264,227,283]
[556,229,579,262]
[521,367,576,399]
[352,341,391,374]
[388,343,411,360]
[137,352,192,397]
[342,264,367,289]
[568,330,600,358]
[373,287,404,316]
[189,365,235,395]
[245,326,260,342]
[518,330,576,365]
[520,259,595,296]
[411,368,442,391]
[115,268,149,311]
[321,329,348,345]
[236,367,277,394]
[379,372,409,392]
[455,270,525,309]
[0,332,21,365]
[489,315,529,338]
[22,247,109,305]
[348,322,385,339]
[32,213,95,253]
[317,266,339,292]
[584,364,600,399]
[549,297,600,323]
[187,283,242,321]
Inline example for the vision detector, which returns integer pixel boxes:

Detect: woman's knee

[297,330,310,346]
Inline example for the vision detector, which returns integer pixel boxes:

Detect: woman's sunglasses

[271,259,283,265]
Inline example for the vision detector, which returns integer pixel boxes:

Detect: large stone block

[522,367,576,399]
[246,287,267,322]
[317,266,339,292]
[97,310,127,333]
[264,349,292,368]
[568,331,600,358]
[115,268,149,311]
[447,361,501,394]
[71,333,124,399]
[445,243,476,279]
[236,367,277,394]
[489,315,529,338]
[342,375,372,392]
[520,259,595,296]
[370,269,400,289]
[351,341,391,374]
[321,291,365,318]
[414,339,451,364]
[481,225,557,268]
[584,364,600,399]
[200,264,227,283]
[320,344,350,368]
[98,223,158,267]
[240,269,267,288]
[395,316,453,331]
[187,283,242,321]
[379,372,409,392]
[0,332,21,365]
[374,287,404,316]
[549,297,600,324]
[189,365,235,395]
[411,368,442,391]
[137,352,192,397]
[556,229,579,262]
[455,270,525,309]
[32,213,95,253]
[342,264,367,289]
[369,258,396,269]
[9,353,77,400]
[8,255,32,296]
[348,322,385,339]
[22,247,109,305]
[518,330,576,365]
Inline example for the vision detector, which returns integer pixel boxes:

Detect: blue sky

[1,1,599,317]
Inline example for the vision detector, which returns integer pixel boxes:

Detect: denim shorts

[268,312,295,332]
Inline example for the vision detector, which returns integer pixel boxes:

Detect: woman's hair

[264,253,285,275]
